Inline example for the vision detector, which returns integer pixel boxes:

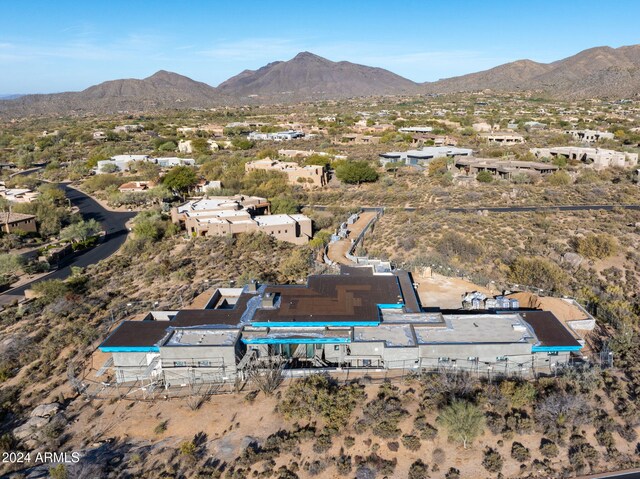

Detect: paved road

[1,184,135,303]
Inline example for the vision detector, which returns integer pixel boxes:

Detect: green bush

[277,374,364,429]
[574,233,618,259]
[511,441,531,462]
[335,161,379,184]
[408,459,430,479]
[482,447,503,473]
[539,438,559,458]
[402,434,421,451]
[476,171,494,183]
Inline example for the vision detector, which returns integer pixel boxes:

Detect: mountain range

[2,45,640,116]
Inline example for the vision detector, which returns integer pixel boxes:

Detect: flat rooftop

[165,329,238,347]
[354,324,416,347]
[415,314,535,345]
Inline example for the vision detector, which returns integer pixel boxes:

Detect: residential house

[1,212,37,234]
[248,130,305,141]
[454,157,558,179]
[565,130,615,143]
[379,146,473,167]
[170,196,312,245]
[98,266,583,385]
[530,147,638,169]
[245,158,328,188]
[481,132,525,144]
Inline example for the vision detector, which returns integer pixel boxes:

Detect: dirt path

[327,211,377,265]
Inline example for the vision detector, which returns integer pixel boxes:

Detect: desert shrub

[574,233,618,259]
[437,400,485,449]
[360,382,408,439]
[335,161,379,184]
[312,430,333,453]
[179,440,196,456]
[387,441,399,452]
[435,231,483,262]
[445,467,460,479]
[476,171,494,183]
[535,391,589,440]
[336,453,352,475]
[402,434,422,451]
[540,438,559,458]
[511,442,531,462]
[508,256,569,294]
[414,414,438,439]
[505,409,534,434]
[486,412,506,435]
[354,453,397,476]
[154,420,168,435]
[499,380,536,409]
[278,374,365,429]
[568,434,600,473]
[618,424,638,443]
[482,447,503,473]
[344,436,355,448]
[408,459,430,479]
[546,171,571,186]
[420,371,478,408]
[307,459,328,476]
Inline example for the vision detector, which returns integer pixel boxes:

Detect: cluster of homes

[170,195,312,244]
[96,155,196,174]
[98,266,585,385]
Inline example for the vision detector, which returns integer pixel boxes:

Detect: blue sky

[1,0,639,93]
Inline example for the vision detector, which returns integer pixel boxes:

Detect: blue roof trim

[532,345,582,352]
[378,303,404,309]
[250,321,379,328]
[99,346,160,353]
[242,337,351,345]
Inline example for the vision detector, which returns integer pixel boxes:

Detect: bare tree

[246,357,285,395]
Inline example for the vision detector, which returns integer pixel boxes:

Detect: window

[363,359,372,367]
[315,344,323,350]
[547,351,559,356]
[173,361,187,367]
[438,357,450,363]
[496,356,508,362]
[197,360,211,367]
[467,356,478,362]
[334,345,340,351]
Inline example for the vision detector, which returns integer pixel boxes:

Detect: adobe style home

[170,196,312,245]
[1,212,37,234]
[98,266,583,386]
[244,158,328,188]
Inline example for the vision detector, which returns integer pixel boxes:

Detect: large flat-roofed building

[170,196,311,244]
[481,132,525,144]
[245,158,327,188]
[98,267,583,385]
[96,155,196,173]
[565,129,615,143]
[379,146,473,167]
[248,130,304,141]
[454,157,559,179]
[531,147,638,170]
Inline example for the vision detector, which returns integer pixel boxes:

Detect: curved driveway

[1,184,135,300]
